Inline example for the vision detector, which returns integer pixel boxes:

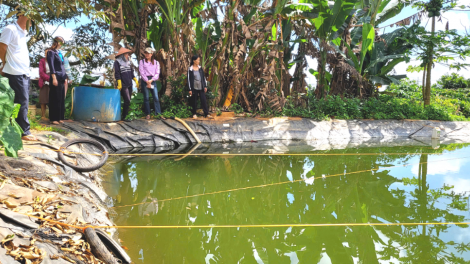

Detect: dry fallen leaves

[8,193,22,199]
[2,199,18,209]
[3,237,47,264]
[0,165,108,264]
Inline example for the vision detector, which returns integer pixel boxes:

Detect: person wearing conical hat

[114,47,138,121]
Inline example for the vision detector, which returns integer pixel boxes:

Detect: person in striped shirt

[114,47,139,121]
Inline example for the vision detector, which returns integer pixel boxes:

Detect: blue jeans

[141,80,161,115]
[4,73,31,136]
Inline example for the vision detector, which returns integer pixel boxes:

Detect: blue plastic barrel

[72,86,121,122]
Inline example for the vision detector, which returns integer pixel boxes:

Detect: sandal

[193,115,197,119]
[206,115,214,119]
[22,135,38,141]
[146,115,150,120]
[51,121,60,125]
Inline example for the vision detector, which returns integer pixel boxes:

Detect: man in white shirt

[0,13,37,141]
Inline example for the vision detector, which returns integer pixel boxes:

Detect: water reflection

[105,144,470,263]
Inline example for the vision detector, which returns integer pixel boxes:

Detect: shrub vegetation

[282,79,470,121]
[436,73,470,89]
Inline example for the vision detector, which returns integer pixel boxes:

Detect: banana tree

[326,0,407,96]
[311,0,357,98]
[364,27,413,86]
[148,14,169,52]
[354,0,406,27]
[349,0,407,75]
[194,18,213,68]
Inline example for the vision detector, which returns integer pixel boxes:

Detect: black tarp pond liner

[58,118,470,153]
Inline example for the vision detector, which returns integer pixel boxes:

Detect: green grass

[30,115,69,135]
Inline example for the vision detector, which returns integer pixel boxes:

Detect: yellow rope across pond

[88,222,470,229]
[18,196,470,230]
[20,212,470,230]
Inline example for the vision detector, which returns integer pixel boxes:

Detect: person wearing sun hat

[114,47,138,121]
[47,36,68,125]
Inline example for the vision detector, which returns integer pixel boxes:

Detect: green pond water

[104,143,470,263]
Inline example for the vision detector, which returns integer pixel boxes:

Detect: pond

[103,143,470,263]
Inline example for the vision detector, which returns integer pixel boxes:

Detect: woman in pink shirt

[38,48,50,121]
[139,47,164,120]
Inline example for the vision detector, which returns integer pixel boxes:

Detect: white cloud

[43,24,74,41]
[411,158,464,177]
[442,175,470,195]
[394,58,470,85]
[426,11,470,32]
[456,227,470,242]
[455,0,469,7]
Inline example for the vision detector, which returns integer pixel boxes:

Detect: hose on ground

[174,117,202,144]
[70,87,75,117]
[58,138,109,172]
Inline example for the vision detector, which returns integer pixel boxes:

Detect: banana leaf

[330,8,357,40]
[312,0,356,40]
[80,74,101,85]
[0,76,15,134]
[0,115,23,158]
[360,23,375,73]
[375,0,406,25]
[0,77,22,157]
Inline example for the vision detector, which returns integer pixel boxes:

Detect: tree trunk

[422,64,427,102]
[424,16,435,106]
[281,71,291,97]
[136,9,148,62]
[292,41,307,96]
[370,0,383,27]
[164,51,173,97]
[316,40,327,99]
[418,153,428,234]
